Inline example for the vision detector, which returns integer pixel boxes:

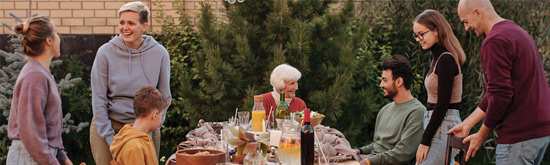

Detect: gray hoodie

[91,35,171,145]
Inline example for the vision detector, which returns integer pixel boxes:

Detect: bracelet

[364,158,370,165]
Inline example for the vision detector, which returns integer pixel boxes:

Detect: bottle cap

[254,95,263,103]
[304,109,311,122]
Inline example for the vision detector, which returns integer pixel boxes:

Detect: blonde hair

[270,64,302,91]
[414,9,466,65]
[118,1,150,24]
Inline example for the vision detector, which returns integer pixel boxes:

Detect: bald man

[447,0,550,164]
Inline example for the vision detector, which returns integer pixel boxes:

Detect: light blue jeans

[418,109,461,165]
[6,140,58,165]
[496,135,550,165]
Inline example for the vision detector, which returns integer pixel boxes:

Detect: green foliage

[358,0,550,163]
[152,0,199,158]
[1,1,548,164]
[181,0,375,150]
[51,52,94,163]
[181,1,549,164]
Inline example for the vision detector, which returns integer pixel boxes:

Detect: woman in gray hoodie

[89,1,171,164]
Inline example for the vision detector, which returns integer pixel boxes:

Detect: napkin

[166,120,220,165]
[314,125,359,161]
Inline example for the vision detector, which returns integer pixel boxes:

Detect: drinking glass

[268,129,282,147]
[220,121,233,163]
[238,111,250,127]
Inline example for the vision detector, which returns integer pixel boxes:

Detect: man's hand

[64,159,73,165]
[446,122,471,137]
[447,107,486,137]
[354,149,361,155]
[416,144,430,164]
[463,124,491,162]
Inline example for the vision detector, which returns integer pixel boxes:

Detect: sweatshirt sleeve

[91,48,116,145]
[480,39,514,129]
[16,72,60,165]
[158,47,172,126]
[369,107,424,165]
[421,55,457,146]
[56,149,68,164]
[359,142,374,154]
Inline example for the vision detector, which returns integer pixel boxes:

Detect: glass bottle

[274,92,290,128]
[251,95,265,132]
[301,109,314,165]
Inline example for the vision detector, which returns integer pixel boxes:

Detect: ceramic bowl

[295,117,324,127]
[175,148,225,165]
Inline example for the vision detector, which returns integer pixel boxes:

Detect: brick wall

[0,0,226,34]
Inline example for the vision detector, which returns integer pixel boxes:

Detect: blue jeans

[496,135,550,165]
[418,109,461,165]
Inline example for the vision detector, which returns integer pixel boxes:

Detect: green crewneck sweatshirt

[359,98,425,165]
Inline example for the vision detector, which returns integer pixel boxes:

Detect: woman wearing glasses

[412,9,466,165]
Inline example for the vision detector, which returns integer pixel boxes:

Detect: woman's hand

[416,144,430,164]
[64,159,73,165]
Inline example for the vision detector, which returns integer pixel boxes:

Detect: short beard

[383,84,398,98]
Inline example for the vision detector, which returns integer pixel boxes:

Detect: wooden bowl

[295,117,324,127]
[175,148,225,165]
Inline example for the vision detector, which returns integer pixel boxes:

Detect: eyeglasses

[412,30,430,40]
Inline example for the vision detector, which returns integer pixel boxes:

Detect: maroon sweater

[8,59,68,164]
[478,20,550,144]
[261,92,307,121]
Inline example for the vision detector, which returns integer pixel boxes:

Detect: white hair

[270,64,302,91]
[118,1,150,24]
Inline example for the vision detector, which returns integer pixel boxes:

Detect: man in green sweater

[354,55,426,165]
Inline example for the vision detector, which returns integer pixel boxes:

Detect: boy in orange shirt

[110,86,169,165]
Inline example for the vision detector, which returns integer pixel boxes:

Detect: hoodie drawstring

[140,52,152,85]
[128,49,132,76]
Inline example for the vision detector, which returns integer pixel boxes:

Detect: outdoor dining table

[264,159,359,165]
[315,159,360,165]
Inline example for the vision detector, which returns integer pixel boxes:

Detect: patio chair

[445,134,470,165]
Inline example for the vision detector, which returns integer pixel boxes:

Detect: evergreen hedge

[0,0,548,164]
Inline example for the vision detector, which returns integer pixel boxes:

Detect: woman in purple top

[7,16,73,165]
[412,10,466,165]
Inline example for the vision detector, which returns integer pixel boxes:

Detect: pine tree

[0,14,88,161]
[179,0,381,146]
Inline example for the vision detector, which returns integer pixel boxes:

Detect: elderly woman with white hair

[261,64,307,121]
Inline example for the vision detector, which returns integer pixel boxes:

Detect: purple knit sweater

[8,59,68,164]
